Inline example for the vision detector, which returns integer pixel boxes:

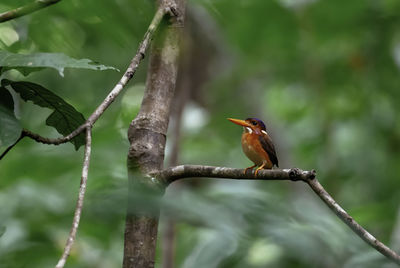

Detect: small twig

[0,0,61,23]
[156,165,400,265]
[0,131,26,160]
[55,126,92,268]
[306,178,400,265]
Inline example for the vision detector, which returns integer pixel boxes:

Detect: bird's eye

[252,121,257,126]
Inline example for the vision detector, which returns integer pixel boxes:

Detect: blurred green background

[1,0,400,267]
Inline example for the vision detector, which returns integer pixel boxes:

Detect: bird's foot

[244,165,257,175]
[254,163,267,177]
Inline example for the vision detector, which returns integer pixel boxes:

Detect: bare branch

[0,0,61,23]
[19,6,168,146]
[23,127,87,146]
[156,165,400,265]
[306,178,400,265]
[155,165,315,185]
[55,126,92,268]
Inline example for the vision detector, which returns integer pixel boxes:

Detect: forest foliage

[1,0,400,267]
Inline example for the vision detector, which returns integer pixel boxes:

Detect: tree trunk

[123,1,185,267]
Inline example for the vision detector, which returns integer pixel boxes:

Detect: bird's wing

[258,133,279,167]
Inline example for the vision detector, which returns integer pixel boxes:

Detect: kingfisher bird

[228,118,279,176]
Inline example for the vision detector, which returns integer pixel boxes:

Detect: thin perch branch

[155,165,400,265]
[0,0,61,23]
[55,126,92,268]
[154,165,315,185]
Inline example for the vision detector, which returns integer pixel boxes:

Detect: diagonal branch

[20,5,170,146]
[154,165,400,265]
[0,0,61,23]
[306,178,400,265]
[55,126,92,268]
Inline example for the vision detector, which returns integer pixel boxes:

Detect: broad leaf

[0,87,22,148]
[0,51,118,77]
[3,80,86,150]
[0,86,14,110]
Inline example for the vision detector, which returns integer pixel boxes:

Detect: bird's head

[227,117,266,135]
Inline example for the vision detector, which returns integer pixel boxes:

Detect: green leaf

[3,80,86,150]
[0,86,14,111]
[0,87,22,148]
[0,51,119,77]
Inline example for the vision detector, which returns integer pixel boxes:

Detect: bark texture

[123,1,185,267]
[156,165,315,185]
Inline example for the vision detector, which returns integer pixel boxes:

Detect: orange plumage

[228,117,278,176]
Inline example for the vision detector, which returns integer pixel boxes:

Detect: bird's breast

[241,133,272,167]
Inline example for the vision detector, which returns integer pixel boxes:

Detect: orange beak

[227,118,251,128]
